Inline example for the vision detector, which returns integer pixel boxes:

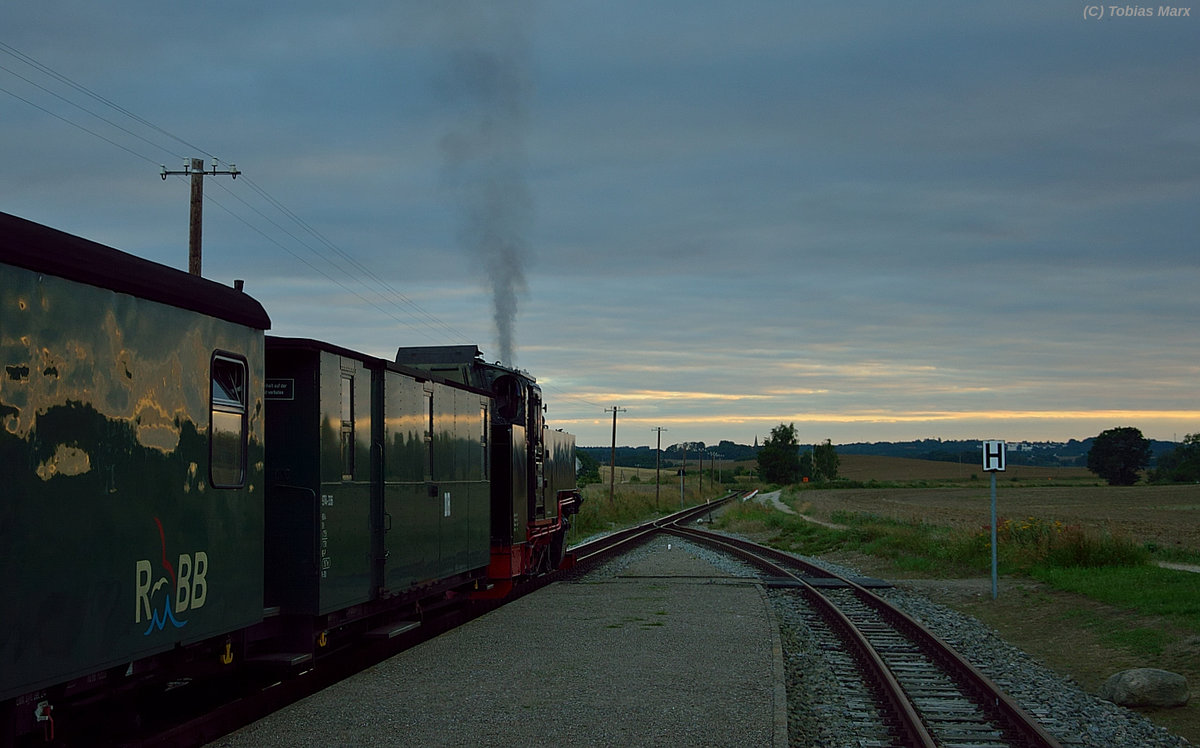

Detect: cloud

[2,2,1198,448]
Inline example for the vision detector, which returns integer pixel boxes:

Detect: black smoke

[438,3,533,368]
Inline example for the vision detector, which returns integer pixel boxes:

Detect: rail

[663,520,1062,748]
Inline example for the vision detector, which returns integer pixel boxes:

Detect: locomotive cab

[395,346,581,591]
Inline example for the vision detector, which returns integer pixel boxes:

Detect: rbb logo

[134,518,210,635]
[134,553,208,618]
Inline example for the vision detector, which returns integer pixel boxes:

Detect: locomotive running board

[365,620,421,640]
[247,652,314,670]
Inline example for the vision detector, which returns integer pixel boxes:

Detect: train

[0,211,582,743]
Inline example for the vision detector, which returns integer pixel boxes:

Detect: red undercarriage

[474,490,581,599]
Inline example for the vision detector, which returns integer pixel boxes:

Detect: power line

[0,81,163,167]
[0,41,210,158]
[237,175,470,343]
[538,381,603,409]
[0,41,474,347]
[198,187,467,346]
[0,59,180,163]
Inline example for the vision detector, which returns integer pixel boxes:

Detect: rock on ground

[1099,668,1190,708]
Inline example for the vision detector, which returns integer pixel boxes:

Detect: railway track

[661,509,1062,748]
[94,492,1065,746]
[566,492,736,567]
[60,499,731,747]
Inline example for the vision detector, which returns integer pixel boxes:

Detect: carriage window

[211,354,247,487]
[340,375,354,480]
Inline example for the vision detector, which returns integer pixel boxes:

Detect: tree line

[576,440,760,469]
[756,423,840,484]
[1088,426,1200,485]
[579,425,1200,487]
[754,424,1200,488]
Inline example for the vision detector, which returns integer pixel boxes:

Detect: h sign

[983,440,1007,472]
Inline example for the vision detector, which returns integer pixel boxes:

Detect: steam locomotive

[0,211,581,742]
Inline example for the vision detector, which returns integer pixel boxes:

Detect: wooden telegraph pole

[651,427,668,511]
[605,406,626,505]
[161,158,241,276]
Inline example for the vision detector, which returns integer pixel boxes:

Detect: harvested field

[803,455,1200,550]
[835,453,1097,483]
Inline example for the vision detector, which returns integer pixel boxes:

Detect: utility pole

[161,158,241,276]
[680,443,687,508]
[605,406,626,505]
[651,427,668,511]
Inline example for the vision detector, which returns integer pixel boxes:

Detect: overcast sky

[3,2,1198,448]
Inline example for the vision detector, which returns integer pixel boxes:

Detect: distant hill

[836,454,1091,482]
[580,436,1178,469]
[578,440,759,468]
[837,437,1177,468]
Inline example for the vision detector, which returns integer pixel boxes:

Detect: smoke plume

[438,4,533,368]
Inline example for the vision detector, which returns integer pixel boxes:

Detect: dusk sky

[3,2,1198,448]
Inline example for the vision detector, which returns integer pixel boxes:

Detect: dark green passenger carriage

[0,213,270,735]
[262,338,492,632]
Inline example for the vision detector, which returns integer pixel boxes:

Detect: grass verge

[568,481,727,542]
[713,491,1200,636]
[1032,564,1200,632]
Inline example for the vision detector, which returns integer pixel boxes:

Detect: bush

[979,516,1148,571]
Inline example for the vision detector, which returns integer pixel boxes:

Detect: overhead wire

[0,40,210,160]
[195,183,452,345]
[0,41,474,346]
[0,78,166,167]
[237,174,471,343]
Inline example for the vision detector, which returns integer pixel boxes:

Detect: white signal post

[983,440,1007,599]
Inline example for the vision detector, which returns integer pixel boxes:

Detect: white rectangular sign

[982,440,1007,472]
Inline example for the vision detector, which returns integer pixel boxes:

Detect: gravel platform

[210,538,787,747]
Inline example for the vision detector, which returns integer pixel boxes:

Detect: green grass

[715,499,845,555]
[714,493,1199,634]
[790,476,1104,491]
[1144,542,1200,565]
[576,483,1200,638]
[1033,564,1200,629]
[569,482,724,541]
[1058,607,1178,657]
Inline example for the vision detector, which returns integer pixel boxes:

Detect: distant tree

[1151,433,1200,483]
[1086,427,1152,486]
[577,450,602,486]
[758,423,801,484]
[812,439,840,481]
[798,451,814,481]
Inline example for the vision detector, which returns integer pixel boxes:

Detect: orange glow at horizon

[552,409,1200,428]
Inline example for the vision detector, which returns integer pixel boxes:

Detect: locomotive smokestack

[437,4,532,368]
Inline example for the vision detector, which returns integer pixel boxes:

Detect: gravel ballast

[211,535,1191,747]
[776,555,1192,747]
